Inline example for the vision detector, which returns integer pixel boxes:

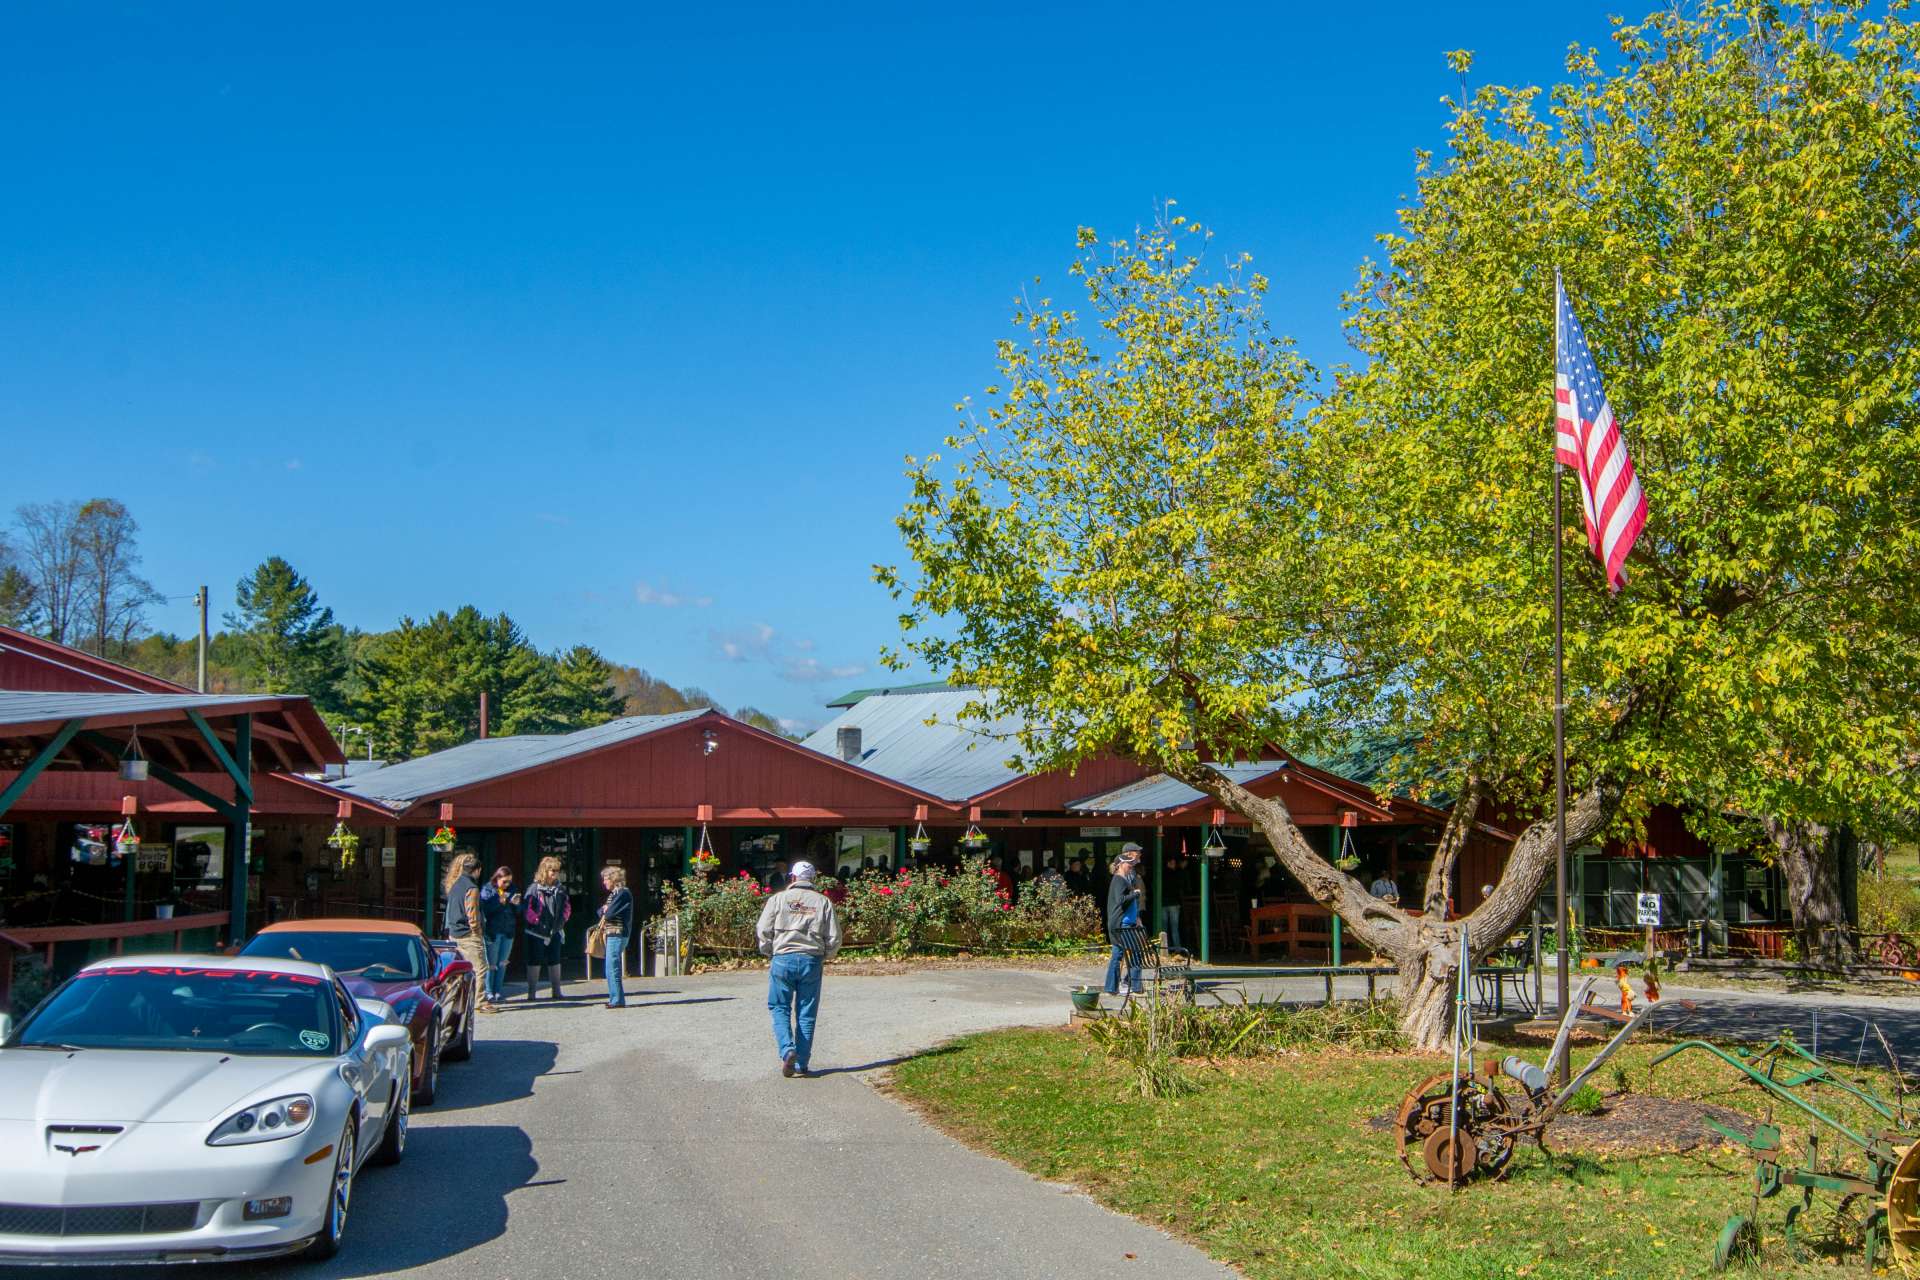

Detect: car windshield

[242,931,426,981]
[12,966,340,1056]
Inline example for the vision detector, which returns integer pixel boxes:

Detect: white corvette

[0,953,412,1265]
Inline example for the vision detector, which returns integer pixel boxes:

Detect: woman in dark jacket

[1103,846,1146,999]
[523,855,572,1001]
[597,864,635,1009]
[479,865,522,1005]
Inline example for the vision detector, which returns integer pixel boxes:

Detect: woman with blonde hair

[522,855,572,1001]
[596,864,635,1009]
[442,851,496,1012]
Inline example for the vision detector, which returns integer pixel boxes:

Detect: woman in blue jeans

[479,866,522,1004]
[597,865,634,1009]
[1104,847,1146,998]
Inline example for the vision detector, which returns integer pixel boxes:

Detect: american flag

[1554,275,1647,592]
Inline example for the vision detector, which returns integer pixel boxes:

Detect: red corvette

[241,919,477,1106]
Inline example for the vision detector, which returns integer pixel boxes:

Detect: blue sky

[0,2,1619,731]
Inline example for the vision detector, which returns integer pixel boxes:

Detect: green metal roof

[822,681,963,710]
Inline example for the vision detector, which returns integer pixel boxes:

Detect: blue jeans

[485,933,513,1002]
[1105,927,1144,995]
[1160,905,1184,954]
[604,933,627,1007]
[767,953,823,1070]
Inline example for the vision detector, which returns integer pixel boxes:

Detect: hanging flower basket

[427,824,457,853]
[689,823,720,873]
[1201,827,1228,859]
[959,825,990,849]
[908,821,932,855]
[1333,854,1362,872]
[114,819,140,858]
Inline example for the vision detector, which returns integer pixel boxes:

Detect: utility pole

[193,586,209,693]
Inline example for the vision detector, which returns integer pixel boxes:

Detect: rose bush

[660,857,1101,959]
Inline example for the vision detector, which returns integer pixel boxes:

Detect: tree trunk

[1423,776,1485,917]
[1765,816,1857,968]
[1167,760,1620,1049]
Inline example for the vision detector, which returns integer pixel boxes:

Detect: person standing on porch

[756,860,841,1078]
[597,864,634,1010]
[442,852,497,1013]
[1104,845,1146,999]
[523,855,571,1001]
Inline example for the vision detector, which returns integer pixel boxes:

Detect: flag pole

[1552,268,1571,1087]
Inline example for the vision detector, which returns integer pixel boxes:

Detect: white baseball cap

[789,861,818,885]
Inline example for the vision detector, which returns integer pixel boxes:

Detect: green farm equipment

[1652,1032,1920,1272]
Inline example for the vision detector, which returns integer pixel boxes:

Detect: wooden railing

[1,912,230,1010]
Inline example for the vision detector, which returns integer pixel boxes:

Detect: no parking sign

[1635,892,1661,926]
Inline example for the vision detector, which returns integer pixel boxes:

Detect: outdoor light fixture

[701,729,719,756]
[118,730,149,782]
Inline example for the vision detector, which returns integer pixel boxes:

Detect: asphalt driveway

[2,965,1234,1280]
[13,963,1917,1280]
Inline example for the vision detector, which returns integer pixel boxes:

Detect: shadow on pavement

[806,1055,914,1077]
[1645,998,1920,1067]
[428,1037,560,1112]
[0,1124,538,1280]
[626,996,736,1010]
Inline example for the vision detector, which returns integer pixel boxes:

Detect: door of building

[528,828,598,971]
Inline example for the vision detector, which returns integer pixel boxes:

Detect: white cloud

[636,579,714,609]
[779,656,868,684]
[284,458,304,471]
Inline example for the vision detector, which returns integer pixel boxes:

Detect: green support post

[682,825,695,878]
[227,715,252,943]
[424,840,439,934]
[1200,851,1212,965]
[124,846,137,924]
[0,719,83,819]
[1332,912,1342,967]
[895,825,907,869]
[1152,828,1164,943]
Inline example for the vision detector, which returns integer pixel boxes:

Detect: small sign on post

[1636,892,1661,961]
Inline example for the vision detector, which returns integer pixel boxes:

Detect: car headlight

[207,1095,315,1146]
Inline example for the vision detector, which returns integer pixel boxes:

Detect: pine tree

[227,558,349,713]
[550,645,626,730]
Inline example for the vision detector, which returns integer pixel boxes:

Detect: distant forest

[0,498,791,758]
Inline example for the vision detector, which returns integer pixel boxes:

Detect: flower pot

[1069,987,1102,1012]
[155,903,174,920]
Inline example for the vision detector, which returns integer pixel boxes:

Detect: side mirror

[356,997,396,1023]
[364,1024,410,1055]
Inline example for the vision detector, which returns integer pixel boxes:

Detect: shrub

[658,857,1103,959]
[1561,1083,1606,1116]
[1086,997,1409,1064]
[1860,874,1920,937]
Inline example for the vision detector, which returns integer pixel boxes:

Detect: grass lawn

[890,1022,1909,1279]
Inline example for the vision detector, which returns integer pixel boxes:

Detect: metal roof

[800,689,1026,802]
[0,691,292,728]
[0,690,342,774]
[822,680,964,710]
[332,709,711,809]
[1067,762,1289,814]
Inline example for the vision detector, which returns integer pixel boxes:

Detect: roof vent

[836,726,863,763]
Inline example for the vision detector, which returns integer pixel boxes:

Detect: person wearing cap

[1104,844,1147,999]
[756,859,842,1077]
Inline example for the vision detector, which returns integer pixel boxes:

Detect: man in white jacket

[756,860,841,1077]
